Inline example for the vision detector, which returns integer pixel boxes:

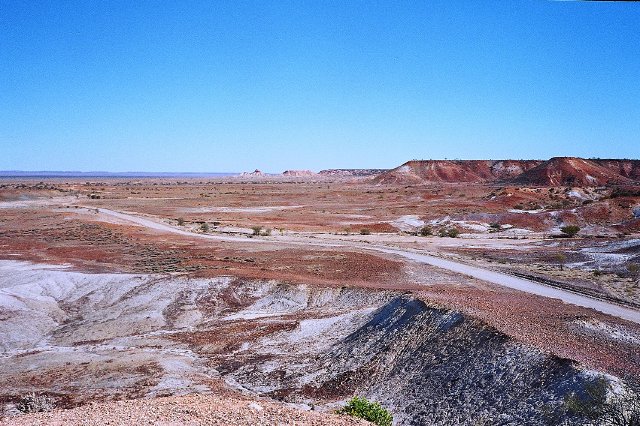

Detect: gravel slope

[2,393,368,426]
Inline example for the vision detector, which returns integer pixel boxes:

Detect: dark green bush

[337,396,392,426]
[419,225,432,236]
[560,225,580,237]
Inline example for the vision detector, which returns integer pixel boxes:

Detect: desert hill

[511,157,635,186]
[374,160,542,185]
[375,157,640,186]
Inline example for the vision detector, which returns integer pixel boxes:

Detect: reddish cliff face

[510,157,634,186]
[374,158,640,186]
[592,159,640,181]
[374,160,542,184]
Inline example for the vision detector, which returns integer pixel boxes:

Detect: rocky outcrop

[222,294,605,426]
[374,158,640,186]
[510,157,634,187]
[319,169,388,177]
[282,170,317,177]
[374,160,542,185]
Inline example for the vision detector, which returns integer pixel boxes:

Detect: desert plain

[1,157,639,425]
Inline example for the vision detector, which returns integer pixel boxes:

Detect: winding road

[94,207,640,325]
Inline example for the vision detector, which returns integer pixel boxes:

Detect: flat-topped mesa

[239,169,265,177]
[319,168,388,177]
[510,157,635,187]
[374,159,542,185]
[282,170,317,177]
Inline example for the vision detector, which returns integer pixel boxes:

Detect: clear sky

[1,1,639,172]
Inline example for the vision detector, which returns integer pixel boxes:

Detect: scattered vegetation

[199,222,209,233]
[360,228,371,235]
[251,225,263,236]
[419,225,432,236]
[337,396,393,426]
[560,225,580,238]
[16,393,55,413]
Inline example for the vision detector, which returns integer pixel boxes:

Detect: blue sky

[1,1,639,172]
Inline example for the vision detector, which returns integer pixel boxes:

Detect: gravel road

[91,207,640,325]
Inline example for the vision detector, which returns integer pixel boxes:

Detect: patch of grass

[337,396,392,426]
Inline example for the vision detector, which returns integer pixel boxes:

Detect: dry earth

[0,175,638,425]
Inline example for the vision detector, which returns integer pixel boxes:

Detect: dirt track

[93,207,640,324]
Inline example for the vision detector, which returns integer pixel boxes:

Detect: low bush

[447,228,460,238]
[419,226,432,236]
[337,396,392,426]
[560,225,580,237]
[360,229,371,235]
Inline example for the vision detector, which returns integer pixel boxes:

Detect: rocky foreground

[2,393,367,426]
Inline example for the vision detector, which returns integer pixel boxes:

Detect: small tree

[337,396,392,426]
[251,225,263,236]
[555,253,568,271]
[560,225,580,238]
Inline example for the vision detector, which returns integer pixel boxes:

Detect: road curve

[93,207,640,325]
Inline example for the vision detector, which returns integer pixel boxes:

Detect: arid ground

[1,162,639,425]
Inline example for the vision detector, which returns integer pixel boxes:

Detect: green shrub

[560,225,580,237]
[177,217,185,226]
[419,226,432,236]
[337,396,392,426]
[200,222,209,233]
[360,228,371,235]
[251,225,263,236]
[447,228,460,238]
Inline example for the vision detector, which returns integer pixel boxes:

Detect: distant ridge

[374,160,542,185]
[0,171,237,178]
[510,157,636,186]
[319,169,388,177]
[374,157,640,186]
